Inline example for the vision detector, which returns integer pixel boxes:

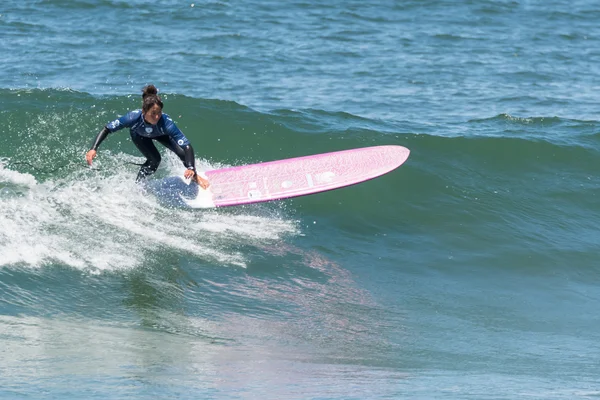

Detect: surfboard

[181,145,410,208]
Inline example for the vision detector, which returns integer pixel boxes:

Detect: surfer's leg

[131,134,161,181]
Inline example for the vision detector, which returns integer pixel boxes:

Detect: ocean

[1,0,600,398]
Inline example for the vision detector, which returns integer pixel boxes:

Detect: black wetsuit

[91,109,197,181]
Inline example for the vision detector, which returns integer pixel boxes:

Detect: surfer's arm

[86,126,110,165]
[86,111,138,166]
[163,114,191,147]
[90,127,110,151]
[162,114,209,188]
[182,144,210,189]
[182,144,196,170]
[88,112,136,152]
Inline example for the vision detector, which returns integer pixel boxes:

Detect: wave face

[2,0,600,398]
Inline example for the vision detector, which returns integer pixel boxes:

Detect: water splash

[0,155,299,270]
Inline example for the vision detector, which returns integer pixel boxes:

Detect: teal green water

[2,1,600,398]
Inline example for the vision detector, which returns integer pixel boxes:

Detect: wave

[2,88,599,273]
[2,90,599,190]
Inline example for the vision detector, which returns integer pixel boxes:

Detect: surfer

[85,85,210,189]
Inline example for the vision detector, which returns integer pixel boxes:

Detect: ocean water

[2,0,600,398]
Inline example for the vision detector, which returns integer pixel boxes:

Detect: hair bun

[142,84,159,99]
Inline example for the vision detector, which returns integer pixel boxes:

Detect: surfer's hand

[195,174,210,190]
[183,169,195,180]
[86,150,96,166]
[183,169,210,189]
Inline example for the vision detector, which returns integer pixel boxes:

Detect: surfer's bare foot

[195,175,210,189]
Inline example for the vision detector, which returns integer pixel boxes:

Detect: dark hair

[142,85,163,113]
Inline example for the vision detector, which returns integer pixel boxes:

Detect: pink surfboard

[182,145,410,208]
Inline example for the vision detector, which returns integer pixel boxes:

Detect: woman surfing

[85,85,210,189]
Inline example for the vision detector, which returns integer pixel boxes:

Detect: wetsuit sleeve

[163,114,197,173]
[90,127,110,151]
[163,114,191,147]
[91,110,141,150]
[182,144,197,172]
[106,110,141,133]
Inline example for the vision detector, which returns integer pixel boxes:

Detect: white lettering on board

[306,174,314,187]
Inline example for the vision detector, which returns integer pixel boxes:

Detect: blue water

[2,0,600,398]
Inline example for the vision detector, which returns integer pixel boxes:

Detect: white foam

[0,162,37,187]
[0,155,299,271]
